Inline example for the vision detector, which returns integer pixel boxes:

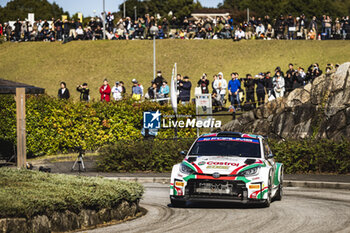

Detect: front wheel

[171,198,186,208]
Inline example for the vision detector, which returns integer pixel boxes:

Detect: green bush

[0,95,196,156]
[96,139,195,172]
[97,139,350,174]
[0,168,144,218]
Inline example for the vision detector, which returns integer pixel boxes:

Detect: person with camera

[292,67,306,89]
[99,79,111,102]
[264,71,275,101]
[58,82,70,100]
[76,83,90,101]
[273,71,285,98]
[179,76,192,104]
[228,72,241,110]
[197,73,210,94]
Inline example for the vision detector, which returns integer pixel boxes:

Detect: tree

[0,0,69,23]
[218,0,350,19]
[118,0,201,21]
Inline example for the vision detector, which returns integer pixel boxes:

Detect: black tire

[274,168,283,201]
[171,199,186,208]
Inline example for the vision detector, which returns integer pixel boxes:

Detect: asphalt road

[82,183,350,233]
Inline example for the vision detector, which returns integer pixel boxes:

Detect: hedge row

[0,95,196,156]
[0,168,144,218]
[97,139,350,174]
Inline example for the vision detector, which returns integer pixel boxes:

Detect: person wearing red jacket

[99,79,111,102]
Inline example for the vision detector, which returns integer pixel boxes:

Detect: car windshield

[188,137,261,158]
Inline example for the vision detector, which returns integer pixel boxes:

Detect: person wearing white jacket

[112,82,123,101]
[213,72,227,103]
[273,71,285,98]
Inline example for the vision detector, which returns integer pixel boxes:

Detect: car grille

[186,179,247,199]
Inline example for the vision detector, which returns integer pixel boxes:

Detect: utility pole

[247,8,249,22]
[102,0,106,39]
[123,1,126,18]
[134,6,137,21]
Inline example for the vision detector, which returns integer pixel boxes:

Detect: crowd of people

[57,63,335,112]
[1,13,350,42]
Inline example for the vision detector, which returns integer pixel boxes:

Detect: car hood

[184,156,263,175]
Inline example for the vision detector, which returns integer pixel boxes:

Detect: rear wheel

[171,198,186,208]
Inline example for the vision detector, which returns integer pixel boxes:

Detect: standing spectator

[58,82,70,99]
[69,19,77,39]
[0,23,3,36]
[308,16,318,39]
[197,73,210,94]
[286,14,296,40]
[292,67,305,89]
[264,71,274,99]
[147,81,158,99]
[243,74,256,108]
[119,81,126,97]
[179,76,192,104]
[54,19,63,41]
[285,63,296,93]
[14,20,22,41]
[63,19,70,40]
[273,71,285,98]
[106,12,114,32]
[99,79,111,102]
[111,82,123,101]
[213,72,227,104]
[131,79,142,100]
[228,73,241,110]
[76,83,90,101]
[324,16,332,39]
[299,14,308,39]
[255,73,266,106]
[154,71,165,91]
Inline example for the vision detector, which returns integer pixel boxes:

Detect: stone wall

[0,200,139,233]
[221,62,350,140]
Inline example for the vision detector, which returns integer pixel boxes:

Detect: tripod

[71,150,86,172]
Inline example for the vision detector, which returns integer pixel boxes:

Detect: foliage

[96,138,195,172]
[219,0,350,20]
[119,0,202,21]
[97,138,350,174]
[0,0,69,22]
[0,167,144,218]
[270,139,350,174]
[0,95,196,156]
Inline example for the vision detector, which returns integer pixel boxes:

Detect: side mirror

[180,151,187,156]
[268,153,274,158]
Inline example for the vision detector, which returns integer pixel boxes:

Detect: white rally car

[170,132,283,207]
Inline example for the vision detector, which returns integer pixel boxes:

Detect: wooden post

[16,88,26,168]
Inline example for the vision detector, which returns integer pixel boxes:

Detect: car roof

[199,131,263,140]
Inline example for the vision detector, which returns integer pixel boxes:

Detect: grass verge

[0,168,144,218]
[0,40,349,100]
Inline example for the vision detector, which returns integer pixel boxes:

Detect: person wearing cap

[112,81,123,101]
[213,72,227,104]
[76,83,90,101]
[197,73,210,94]
[154,71,165,91]
[132,79,142,101]
[99,79,111,102]
[179,76,192,104]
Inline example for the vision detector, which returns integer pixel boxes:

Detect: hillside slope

[1,40,350,99]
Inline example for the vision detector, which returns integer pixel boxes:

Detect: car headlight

[239,166,260,176]
[180,163,195,175]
